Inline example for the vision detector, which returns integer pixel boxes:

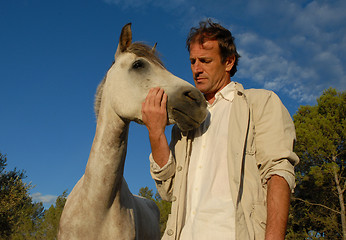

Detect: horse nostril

[183,90,198,101]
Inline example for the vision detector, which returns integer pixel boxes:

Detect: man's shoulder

[243,88,280,104]
[234,82,274,98]
[244,88,274,97]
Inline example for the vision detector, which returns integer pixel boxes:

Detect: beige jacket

[150,82,299,240]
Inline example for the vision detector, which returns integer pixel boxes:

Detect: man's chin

[195,84,207,94]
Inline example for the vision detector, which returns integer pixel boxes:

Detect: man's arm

[246,90,297,239]
[141,87,170,168]
[265,175,291,240]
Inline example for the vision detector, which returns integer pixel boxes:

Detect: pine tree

[0,153,44,240]
[288,88,346,239]
[138,187,171,237]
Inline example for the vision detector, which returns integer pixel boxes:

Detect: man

[142,19,299,240]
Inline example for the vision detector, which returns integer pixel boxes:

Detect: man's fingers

[141,87,168,131]
[161,92,167,110]
[145,88,156,106]
[154,88,165,107]
[144,87,165,107]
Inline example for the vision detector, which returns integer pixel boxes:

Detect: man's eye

[132,60,144,69]
[190,59,196,64]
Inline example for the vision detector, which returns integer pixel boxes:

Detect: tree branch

[342,181,346,194]
[292,197,341,215]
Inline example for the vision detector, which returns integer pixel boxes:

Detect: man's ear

[225,55,236,72]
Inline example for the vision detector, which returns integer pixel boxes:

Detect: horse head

[95,23,207,131]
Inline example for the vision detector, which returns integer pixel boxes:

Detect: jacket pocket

[250,202,266,239]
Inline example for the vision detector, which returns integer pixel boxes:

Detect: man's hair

[186,19,240,77]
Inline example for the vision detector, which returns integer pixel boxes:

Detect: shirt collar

[206,82,236,108]
[212,81,236,103]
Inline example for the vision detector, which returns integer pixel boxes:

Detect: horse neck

[84,105,130,206]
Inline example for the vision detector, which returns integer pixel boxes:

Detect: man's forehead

[189,40,220,58]
[191,39,218,50]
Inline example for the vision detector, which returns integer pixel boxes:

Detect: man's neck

[204,80,232,104]
[205,93,216,104]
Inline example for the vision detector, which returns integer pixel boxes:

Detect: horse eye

[132,60,144,69]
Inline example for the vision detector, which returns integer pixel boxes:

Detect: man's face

[189,40,234,102]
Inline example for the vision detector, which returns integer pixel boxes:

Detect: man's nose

[192,61,202,73]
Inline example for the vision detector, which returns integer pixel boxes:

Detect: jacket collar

[233,82,245,97]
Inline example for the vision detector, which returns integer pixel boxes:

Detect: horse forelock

[127,42,165,68]
[94,42,165,119]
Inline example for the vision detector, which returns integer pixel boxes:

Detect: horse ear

[115,23,132,57]
[151,43,157,53]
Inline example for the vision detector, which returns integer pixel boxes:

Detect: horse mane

[94,42,165,118]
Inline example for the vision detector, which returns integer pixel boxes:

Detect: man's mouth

[195,76,207,81]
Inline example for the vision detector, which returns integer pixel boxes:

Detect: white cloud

[102,0,203,30]
[102,0,346,104]
[103,0,188,11]
[236,30,324,103]
[31,192,57,206]
[235,0,346,103]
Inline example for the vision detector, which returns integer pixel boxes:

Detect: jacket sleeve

[249,90,299,190]
[149,125,181,201]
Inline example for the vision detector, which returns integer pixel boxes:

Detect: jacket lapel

[227,83,250,206]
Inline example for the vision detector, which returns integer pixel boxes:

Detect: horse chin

[134,118,144,125]
[176,122,199,132]
[171,108,206,131]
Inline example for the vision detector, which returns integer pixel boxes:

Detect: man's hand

[142,87,168,135]
[141,87,170,168]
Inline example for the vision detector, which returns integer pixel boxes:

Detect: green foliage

[289,88,346,239]
[0,153,44,240]
[138,186,155,201]
[294,88,345,172]
[36,191,67,239]
[138,187,171,237]
[0,152,67,240]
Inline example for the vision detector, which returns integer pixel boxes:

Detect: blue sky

[1,0,345,208]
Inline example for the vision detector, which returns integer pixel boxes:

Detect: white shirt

[180,82,236,240]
